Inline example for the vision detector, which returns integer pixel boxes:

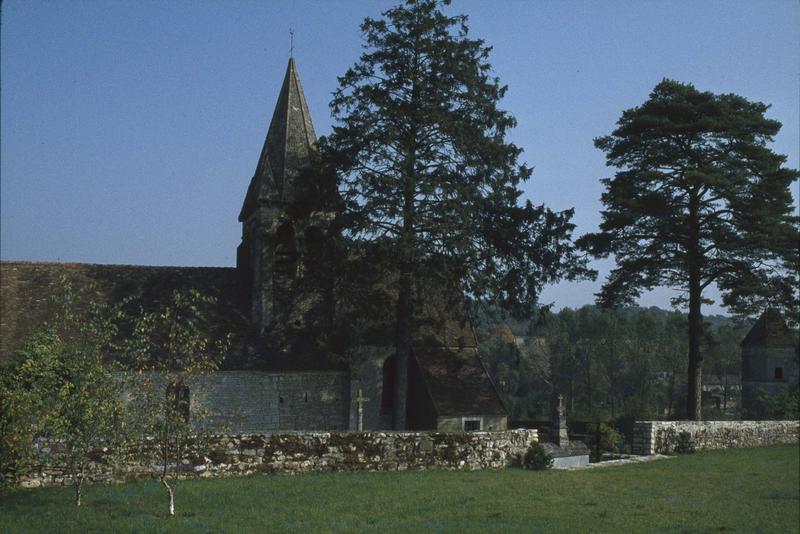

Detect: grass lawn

[1,445,798,533]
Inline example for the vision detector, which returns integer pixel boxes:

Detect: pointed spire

[239,57,318,221]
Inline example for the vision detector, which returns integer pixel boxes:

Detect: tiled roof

[0,260,477,368]
[740,308,797,348]
[414,346,506,416]
[0,261,343,371]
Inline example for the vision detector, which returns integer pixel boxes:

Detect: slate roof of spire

[239,58,318,221]
[741,308,797,347]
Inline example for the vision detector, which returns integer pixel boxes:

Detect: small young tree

[4,279,127,505]
[124,289,228,517]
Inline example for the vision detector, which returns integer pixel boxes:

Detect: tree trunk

[723,373,729,411]
[585,353,593,415]
[687,292,703,421]
[393,86,418,430]
[394,156,416,430]
[162,478,175,516]
[74,479,82,507]
[667,372,676,419]
[686,194,704,421]
[394,264,411,430]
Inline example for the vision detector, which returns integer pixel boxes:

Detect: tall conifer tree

[324,0,590,429]
[579,79,799,420]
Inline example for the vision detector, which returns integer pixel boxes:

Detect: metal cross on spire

[289,28,295,58]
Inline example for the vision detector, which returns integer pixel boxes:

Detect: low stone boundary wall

[632,421,799,455]
[15,429,538,488]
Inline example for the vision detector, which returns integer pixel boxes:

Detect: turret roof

[741,308,797,347]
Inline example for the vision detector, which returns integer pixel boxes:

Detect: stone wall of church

[631,420,799,455]
[13,429,539,488]
[191,371,350,433]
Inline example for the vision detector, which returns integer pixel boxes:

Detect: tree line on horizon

[473,304,771,428]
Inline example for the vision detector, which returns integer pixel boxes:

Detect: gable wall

[742,346,798,383]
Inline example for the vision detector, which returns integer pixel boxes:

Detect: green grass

[2,445,798,533]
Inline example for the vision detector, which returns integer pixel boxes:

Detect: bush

[674,431,695,454]
[586,421,622,461]
[523,443,553,470]
[0,367,36,487]
[747,386,800,420]
[596,422,621,452]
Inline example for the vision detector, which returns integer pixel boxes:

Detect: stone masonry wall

[14,429,538,489]
[632,420,799,455]
[173,371,350,433]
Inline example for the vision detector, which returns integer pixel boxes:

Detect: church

[0,58,508,433]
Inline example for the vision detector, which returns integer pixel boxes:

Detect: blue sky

[2,0,798,314]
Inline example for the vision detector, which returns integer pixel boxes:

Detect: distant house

[740,309,799,414]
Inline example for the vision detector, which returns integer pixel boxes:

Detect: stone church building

[0,58,507,433]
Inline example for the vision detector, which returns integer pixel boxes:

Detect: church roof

[239,58,318,221]
[414,347,506,416]
[741,308,797,348]
[0,261,343,371]
[0,260,477,369]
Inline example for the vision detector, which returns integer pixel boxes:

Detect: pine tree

[324,0,590,429]
[578,79,799,420]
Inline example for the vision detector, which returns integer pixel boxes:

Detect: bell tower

[237,57,321,330]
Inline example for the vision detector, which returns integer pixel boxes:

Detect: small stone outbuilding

[740,309,799,414]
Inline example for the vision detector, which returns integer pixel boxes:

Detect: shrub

[675,431,696,454]
[586,421,622,461]
[597,422,622,452]
[523,443,553,470]
[0,366,36,487]
[747,386,800,420]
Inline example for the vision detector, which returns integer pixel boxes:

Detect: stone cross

[354,388,369,431]
[289,28,295,57]
[554,393,569,447]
